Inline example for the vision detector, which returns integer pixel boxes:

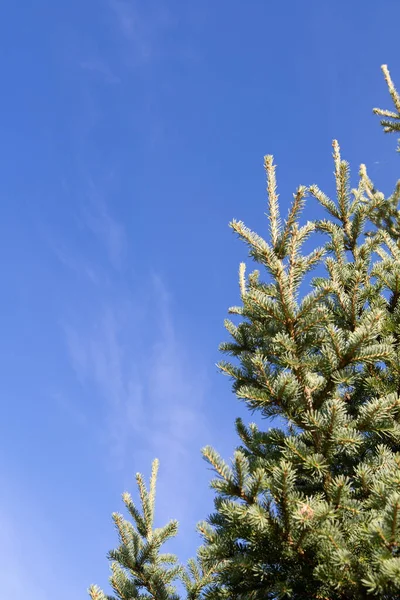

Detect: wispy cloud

[80,59,121,84]
[83,180,127,270]
[65,301,144,464]
[57,185,209,527]
[64,277,209,532]
[49,240,102,285]
[109,0,174,65]
[44,179,126,283]
[64,276,207,471]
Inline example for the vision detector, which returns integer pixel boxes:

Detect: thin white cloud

[109,0,174,65]
[54,175,209,530]
[80,59,121,84]
[64,278,207,478]
[44,175,127,276]
[50,240,101,285]
[83,190,127,271]
[65,302,146,465]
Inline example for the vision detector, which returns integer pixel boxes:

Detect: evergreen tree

[88,460,213,600]
[88,459,182,600]
[90,65,400,599]
[198,64,400,599]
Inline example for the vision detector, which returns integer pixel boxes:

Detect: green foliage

[89,460,213,600]
[88,459,183,600]
[90,65,400,600]
[374,65,400,152]
[198,65,400,600]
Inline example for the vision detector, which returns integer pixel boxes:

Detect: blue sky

[0,1,399,597]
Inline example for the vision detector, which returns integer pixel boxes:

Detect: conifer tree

[198,64,400,599]
[90,65,400,599]
[88,459,182,600]
[88,460,213,600]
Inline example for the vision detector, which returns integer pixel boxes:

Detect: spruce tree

[89,65,400,599]
[198,64,400,599]
[88,460,213,600]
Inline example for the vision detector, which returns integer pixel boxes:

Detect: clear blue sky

[0,1,399,597]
